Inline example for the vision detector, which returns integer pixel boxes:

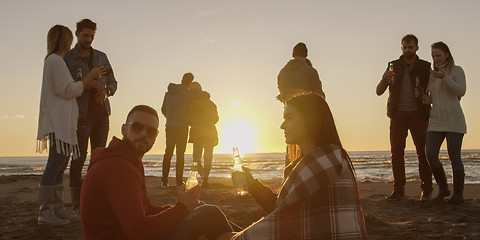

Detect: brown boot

[447,170,464,204]
[431,167,450,202]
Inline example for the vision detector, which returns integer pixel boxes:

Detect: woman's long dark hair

[285,92,356,175]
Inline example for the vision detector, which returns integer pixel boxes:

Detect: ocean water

[1,150,479,183]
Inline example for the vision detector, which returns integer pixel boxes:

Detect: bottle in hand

[231,147,248,195]
[415,77,422,98]
[75,68,83,81]
[388,63,395,85]
[185,162,199,191]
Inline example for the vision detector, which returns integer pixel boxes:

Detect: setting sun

[218,119,257,154]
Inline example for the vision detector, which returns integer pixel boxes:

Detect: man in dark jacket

[64,18,118,216]
[81,105,234,239]
[376,34,433,201]
[277,42,325,102]
[161,73,194,187]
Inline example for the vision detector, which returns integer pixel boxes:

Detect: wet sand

[1,175,479,239]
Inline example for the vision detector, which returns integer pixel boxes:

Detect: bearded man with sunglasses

[81,105,235,239]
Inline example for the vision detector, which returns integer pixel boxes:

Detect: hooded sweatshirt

[81,137,188,240]
[161,83,189,128]
[277,58,325,99]
[186,90,219,146]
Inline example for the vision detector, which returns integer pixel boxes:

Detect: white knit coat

[37,54,84,159]
[426,65,467,134]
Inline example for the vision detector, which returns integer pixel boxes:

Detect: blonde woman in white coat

[36,25,105,224]
[416,41,466,204]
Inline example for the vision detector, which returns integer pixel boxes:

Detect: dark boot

[447,170,464,204]
[431,167,450,202]
[420,191,432,202]
[386,187,404,201]
[70,184,82,217]
[176,159,185,186]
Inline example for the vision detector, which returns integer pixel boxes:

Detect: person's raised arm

[377,69,392,96]
[435,67,466,97]
[81,66,106,90]
[104,166,189,240]
[50,56,83,99]
[243,167,278,214]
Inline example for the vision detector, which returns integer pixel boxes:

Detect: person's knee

[194,204,222,218]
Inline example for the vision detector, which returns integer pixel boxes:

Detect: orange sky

[1,0,479,156]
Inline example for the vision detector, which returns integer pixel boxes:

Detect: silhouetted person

[376,34,433,201]
[277,42,325,102]
[186,82,219,188]
[81,105,235,239]
[416,42,467,204]
[36,24,105,225]
[64,18,118,215]
[161,73,194,187]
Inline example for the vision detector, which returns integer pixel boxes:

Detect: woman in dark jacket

[187,82,219,187]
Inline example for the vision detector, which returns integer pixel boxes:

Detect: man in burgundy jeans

[81,105,234,239]
[376,34,433,201]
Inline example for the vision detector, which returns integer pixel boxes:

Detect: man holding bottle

[376,34,432,201]
[81,105,235,239]
[64,18,118,215]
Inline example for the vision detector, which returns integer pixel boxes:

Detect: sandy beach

[1,175,479,239]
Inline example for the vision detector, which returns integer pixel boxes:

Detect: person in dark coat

[186,82,219,188]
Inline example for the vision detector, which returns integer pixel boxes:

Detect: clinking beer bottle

[388,63,395,85]
[231,147,248,195]
[75,68,83,82]
[185,161,199,191]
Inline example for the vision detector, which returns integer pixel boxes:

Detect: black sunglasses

[125,122,158,137]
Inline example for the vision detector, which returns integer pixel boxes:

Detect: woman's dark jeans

[40,134,70,186]
[426,131,464,171]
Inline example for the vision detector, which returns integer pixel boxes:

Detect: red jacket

[81,137,188,240]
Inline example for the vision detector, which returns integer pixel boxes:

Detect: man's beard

[404,52,415,59]
[124,137,152,156]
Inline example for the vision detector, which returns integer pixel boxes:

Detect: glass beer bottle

[75,68,83,81]
[415,76,422,94]
[388,63,395,85]
[185,162,199,191]
[231,147,248,195]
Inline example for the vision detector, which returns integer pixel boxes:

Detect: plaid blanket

[234,144,367,240]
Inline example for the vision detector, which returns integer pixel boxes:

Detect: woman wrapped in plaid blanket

[231,93,367,240]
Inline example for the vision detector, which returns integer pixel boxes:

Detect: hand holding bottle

[81,66,106,89]
[177,185,200,212]
[382,63,395,85]
[414,89,423,98]
[382,70,394,84]
[242,166,255,187]
[414,77,423,99]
